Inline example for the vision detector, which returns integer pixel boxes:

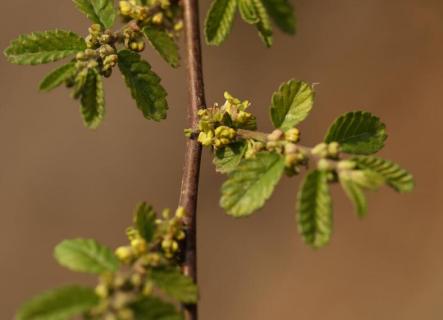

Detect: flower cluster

[195,92,256,149]
[89,206,187,320]
[119,0,183,33]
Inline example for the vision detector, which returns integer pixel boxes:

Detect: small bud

[197,131,214,146]
[114,246,134,264]
[162,208,171,219]
[130,238,147,255]
[119,1,132,15]
[152,12,164,25]
[267,129,284,141]
[174,21,184,31]
[327,142,340,157]
[176,230,186,240]
[284,143,298,155]
[171,241,179,252]
[75,52,86,60]
[317,158,332,171]
[285,128,300,143]
[285,154,298,167]
[130,273,143,287]
[89,24,102,35]
[237,111,251,123]
[118,308,134,320]
[95,283,108,298]
[311,143,328,158]
[176,207,186,219]
[162,238,172,250]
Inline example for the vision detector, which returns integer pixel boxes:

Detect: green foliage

[213,141,247,173]
[73,0,116,29]
[79,68,105,129]
[262,0,296,34]
[4,30,85,65]
[118,49,168,121]
[151,268,199,303]
[220,152,285,217]
[205,0,295,46]
[296,170,332,248]
[205,0,238,46]
[324,111,387,155]
[252,0,273,47]
[134,202,157,242]
[339,174,368,216]
[239,0,259,24]
[54,238,119,274]
[352,156,414,193]
[270,79,314,131]
[131,297,183,320]
[16,286,98,320]
[39,62,77,92]
[143,26,180,68]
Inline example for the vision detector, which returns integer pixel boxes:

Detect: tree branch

[179,0,206,319]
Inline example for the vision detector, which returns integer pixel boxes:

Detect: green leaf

[351,156,414,193]
[16,286,98,320]
[151,268,198,304]
[213,141,247,173]
[324,111,387,155]
[205,0,238,46]
[270,79,314,131]
[73,0,116,29]
[4,30,86,65]
[142,26,180,68]
[134,202,157,242]
[54,238,119,274]
[39,62,76,92]
[118,50,168,121]
[132,297,183,320]
[221,152,285,217]
[239,0,259,24]
[78,69,105,129]
[296,170,332,248]
[339,175,367,217]
[252,0,273,47]
[262,0,296,34]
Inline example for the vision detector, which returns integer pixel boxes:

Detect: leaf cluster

[194,79,414,248]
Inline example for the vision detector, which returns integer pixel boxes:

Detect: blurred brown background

[1,0,443,319]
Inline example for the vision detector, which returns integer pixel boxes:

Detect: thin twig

[179,0,206,319]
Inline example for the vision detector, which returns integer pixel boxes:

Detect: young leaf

[39,62,76,92]
[205,0,238,46]
[220,152,285,217]
[324,111,387,155]
[339,175,368,217]
[252,0,273,47]
[151,268,198,304]
[134,202,157,242]
[142,26,180,68]
[262,0,296,34]
[73,0,116,29]
[239,0,259,24]
[296,170,332,248]
[131,297,183,320]
[270,79,314,131]
[213,141,247,173]
[16,286,98,320]
[4,30,86,65]
[54,238,119,274]
[79,68,105,129]
[118,50,168,121]
[351,156,414,193]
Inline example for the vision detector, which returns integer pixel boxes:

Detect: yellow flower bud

[152,12,164,25]
[327,142,340,157]
[119,1,132,15]
[311,143,328,158]
[337,160,356,171]
[317,158,332,171]
[176,230,186,240]
[95,283,108,298]
[174,21,184,31]
[171,241,179,252]
[198,131,214,146]
[130,238,147,255]
[285,128,300,143]
[162,239,172,250]
[175,207,186,219]
[114,246,134,264]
